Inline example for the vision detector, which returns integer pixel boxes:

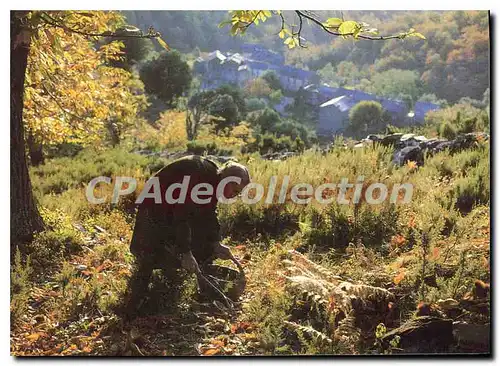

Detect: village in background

[193,43,440,135]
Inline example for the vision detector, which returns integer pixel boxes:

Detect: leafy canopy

[139,50,192,106]
[24,11,148,147]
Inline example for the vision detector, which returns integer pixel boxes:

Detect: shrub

[26,208,84,269]
[269,89,283,105]
[249,108,282,134]
[30,147,157,196]
[130,110,188,151]
[299,203,400,252]
[246,98,267,112]
[219,203,299,240]
[439,121,457,140]
[186,140,218,155]
[261,70,282,91]
[245,78,272,99]
[349,101,384,135]
[450,161,489,214]
[426,103,489,136]
[11,248,32,327]
[186,140,232,156]
[271,119,316,147]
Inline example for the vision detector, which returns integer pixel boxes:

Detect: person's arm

[172,206,202,273]
[207,210,245,274]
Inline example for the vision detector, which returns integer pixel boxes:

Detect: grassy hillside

[11,138,490,355]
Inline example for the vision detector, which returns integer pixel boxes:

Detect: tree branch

[39,12,161,39]
[243,11,262,30]
[295,13,306,48]
[295,10,404,41]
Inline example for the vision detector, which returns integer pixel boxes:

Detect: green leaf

[263,10,272,17]
[375,323,387,339]
[230,23,239,36]
[156,37,170,51]
[325,17,343,28]
[218,20,233,28]
[390,335,401,348]
[339,20,359,36]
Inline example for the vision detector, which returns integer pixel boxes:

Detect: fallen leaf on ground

[202,347,220,356]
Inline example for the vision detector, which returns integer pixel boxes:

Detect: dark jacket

[130,156,221,266]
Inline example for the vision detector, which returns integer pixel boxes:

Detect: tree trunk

[186,110,196,141]
[27,131,44,166]
[11,11,44,248]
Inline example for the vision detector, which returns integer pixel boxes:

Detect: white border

[1,2,497,365]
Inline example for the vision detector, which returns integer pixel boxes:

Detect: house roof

[320,95,353,112]
[226,53,244,64]
[380,99,407,114]
[350,90,377,101]
[414,101,440,119]
[247,60,269,70]
[207,50,226,62]
[280,65,315,79]
[320,93,410,115]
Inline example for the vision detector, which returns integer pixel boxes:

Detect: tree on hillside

[11,10,165,246]
[215,84,247,116]
[348,100,384,136]
[418,93,448,107]
[186,86,244,140]
[106,26,156,70]
[371,69,422,101]
[249,108,281,133]
[272,119,315,146]
[186,90,215,141]
[245,78,272,99]
[24,19,148,165]
[140,51,191,107]
[261,70,282,90]
[208,94,239,134]
[286,87,316,124]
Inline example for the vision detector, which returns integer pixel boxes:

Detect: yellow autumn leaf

[156,37,170,51]
[202,347,220,356]
[325,17,343,28]
[393,270,406,285]
[26,333,41,341]
[406,160,418,170]
[339,20,359,35]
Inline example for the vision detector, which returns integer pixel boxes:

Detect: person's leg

[124,255,154,318]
